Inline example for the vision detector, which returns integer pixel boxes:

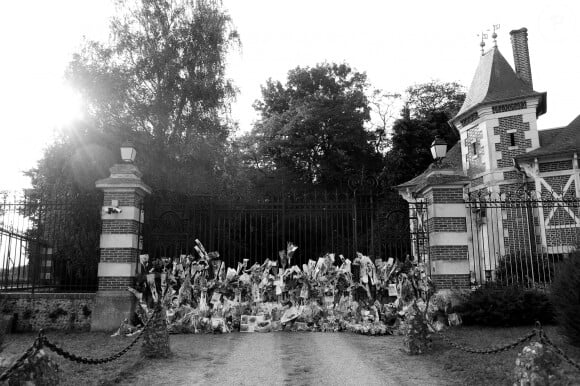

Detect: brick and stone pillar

[91,162,151,331]
[425,185,471,289]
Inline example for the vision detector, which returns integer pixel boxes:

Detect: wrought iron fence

[142,189,417,267]
[0,193,101,292]
[465,190,580,288]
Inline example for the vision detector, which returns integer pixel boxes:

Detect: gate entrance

[142,189,414,266]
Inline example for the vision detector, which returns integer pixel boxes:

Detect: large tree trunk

[141,304,170,358]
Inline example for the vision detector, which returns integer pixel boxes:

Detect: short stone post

[141,303,170,358]
[91,146,151,331]
[514,342,566,385]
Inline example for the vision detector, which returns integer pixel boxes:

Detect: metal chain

[0,335,44,382]
[429,322,537,354]
[537,325,580,372]
[41,307,160,365]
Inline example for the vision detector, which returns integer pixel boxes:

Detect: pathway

[121,332,457,386]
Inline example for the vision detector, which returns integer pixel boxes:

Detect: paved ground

[121,332,458,386]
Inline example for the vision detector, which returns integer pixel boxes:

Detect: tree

[405,80,465,121]
[368,90,401,153]
[24,0,241,289]
[246,63,384,190]
[384,81,466,185]
[63,0,240,193]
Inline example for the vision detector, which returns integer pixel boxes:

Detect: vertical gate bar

[352,193,358,256]
[467,198,479,286]
[285,199,288,258]
[259,211,263,262]
[487,198,497,283]
[270,201,274,261]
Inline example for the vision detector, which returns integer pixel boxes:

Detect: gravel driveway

[121,332,458,386]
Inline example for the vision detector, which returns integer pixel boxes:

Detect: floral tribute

[120,240,436,341]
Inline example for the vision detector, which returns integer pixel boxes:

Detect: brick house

[397,28,580,288]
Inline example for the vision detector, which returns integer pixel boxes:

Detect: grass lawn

[0,325,579,385]
[428,324,580,385]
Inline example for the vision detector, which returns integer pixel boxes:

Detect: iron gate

[142,189,416,267]
[466,190,580,287]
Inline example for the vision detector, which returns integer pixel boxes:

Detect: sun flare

[45,84,85,129]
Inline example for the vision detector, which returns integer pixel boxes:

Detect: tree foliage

[53,0,240,194]
[245,63,384,190]
[405,80,466,121]
[368,90,401,153]
[384,80,466,186]
[23,0,241,289]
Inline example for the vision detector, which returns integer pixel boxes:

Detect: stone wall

[0,293,95,332]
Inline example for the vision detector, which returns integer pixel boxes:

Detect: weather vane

[478,30,489,55]
[492,24,500,47]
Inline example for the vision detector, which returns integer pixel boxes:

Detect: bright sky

[1,0,579,192]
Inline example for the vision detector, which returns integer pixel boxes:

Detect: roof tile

[455,47,543,119]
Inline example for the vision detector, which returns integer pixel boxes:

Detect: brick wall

[546,228,580,248]
[432,274,470,289]
[494,115,532,168]
[98,277,134,291]
[0,293,95,332]
[465,126,485,174]
[541,175,576,200]
[471,176,484,187]
[499,183,537,253]
[427,217,467,232]
[539,160,572,173]
[103,191,144,207]
[503,170,521,180]
[431,188,464,203]
[430,245,468,260]
[100,248,139,263]
[102,219,140,234]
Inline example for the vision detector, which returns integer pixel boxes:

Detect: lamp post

[430,136,448,161]
[120,142,137,163]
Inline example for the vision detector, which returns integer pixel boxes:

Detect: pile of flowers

[120,240,436,337]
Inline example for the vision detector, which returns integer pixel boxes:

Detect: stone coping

[0,292,96,300]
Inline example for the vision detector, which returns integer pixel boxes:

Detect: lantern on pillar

[430,136,447,161]
[120,142,137,163]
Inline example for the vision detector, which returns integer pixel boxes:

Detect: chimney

[510,28,533,88]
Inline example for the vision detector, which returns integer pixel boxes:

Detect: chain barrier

[431,320,580,371]
[0,308,160,382]
[41,307,159,365]
[429,321,537,354]
[536,322,580,372]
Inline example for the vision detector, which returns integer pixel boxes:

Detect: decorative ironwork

[0,194,100,293]
[143,189,414,267]
[465,190,580,288]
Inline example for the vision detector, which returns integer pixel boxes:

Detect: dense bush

[550,252,580,346]
[495,253,563,287]
[453,286,554,326]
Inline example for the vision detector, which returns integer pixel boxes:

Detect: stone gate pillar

[424,184,471,289]
[91,153,151,331]
[397,165,471,290]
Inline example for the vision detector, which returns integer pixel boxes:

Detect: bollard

[6,348,60,386]
[513,342,565,386]
[402,302,432,355]
[141,305,171,358]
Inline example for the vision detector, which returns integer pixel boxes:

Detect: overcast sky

[1,0,579,191]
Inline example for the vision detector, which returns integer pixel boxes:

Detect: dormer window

[472,142,478,156]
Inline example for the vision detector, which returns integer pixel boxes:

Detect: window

[509,133,516,147]
[472,142,477,155]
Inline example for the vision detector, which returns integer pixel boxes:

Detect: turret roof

[454,47,545,120]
